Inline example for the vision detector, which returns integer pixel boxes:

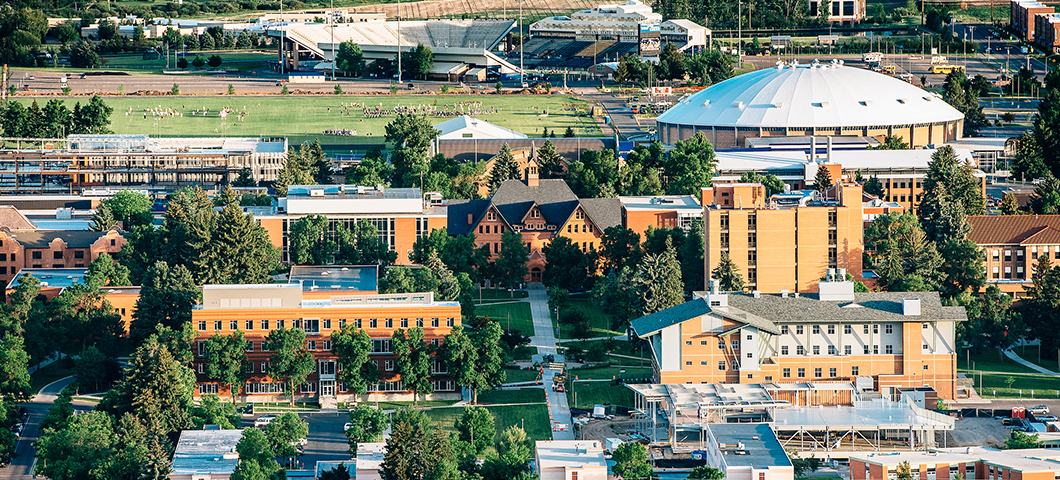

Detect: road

[240,411,353,472]
[0,376,92,480]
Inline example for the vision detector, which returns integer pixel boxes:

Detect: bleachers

[574,40,615,58]
[548,40,594,59]
[284,19,513,51]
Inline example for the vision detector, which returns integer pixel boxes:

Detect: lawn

[566,382,636,410]
[958,350,1039,374]
[29,357,76,395]
[553,299,624,340]
[566,365,652,381]
[425,404,552,442]
[98,51,275,73]
[973,373,1060,399]
[476,388,545,405]
[475,302,534,336]
[504,367,542,384]
[472,288,529,302]
[1011,345,1060,373]
[15,94,602,139]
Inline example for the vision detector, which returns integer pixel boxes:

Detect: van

[254,414,278,428]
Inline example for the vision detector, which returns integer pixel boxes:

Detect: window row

[779,344,894,355]
[194,317,455,332]
[780,324,895,335]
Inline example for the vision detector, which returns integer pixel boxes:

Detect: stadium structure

[266,19,520,78]
[655,60,965,149]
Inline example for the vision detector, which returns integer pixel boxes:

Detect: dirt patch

[947,417,1011,448]
[578,417,639,443]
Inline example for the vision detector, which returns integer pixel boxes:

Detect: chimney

[710,279,719,294]
[902,298,921,316]
[837,267,846,280]
[826,268,836,282]
[467,214,473,225]
[526,158,539,187]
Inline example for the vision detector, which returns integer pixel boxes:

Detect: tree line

[616,45,735,87]
[0,96,113,139]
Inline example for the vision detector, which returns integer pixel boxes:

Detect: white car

[344,422,353,432]
[253,414,277,428]
[1031,405,1050,415]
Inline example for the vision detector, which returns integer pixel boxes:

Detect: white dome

[657,62,964,129]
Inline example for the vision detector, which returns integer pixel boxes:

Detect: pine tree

[99,336,194,436]
[489,143,521,193]
[814,166,834,197]
[425,252,460,301]
[200,198,275,284]
[1001,192,1021,215]
[89,202,118,231]
[710,251,745,292]
[632,237,684,316]
[129,261,198,344]
[536,140,566,178]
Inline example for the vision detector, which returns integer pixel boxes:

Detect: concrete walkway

[526,285,574,441]
[1005,348,1060,376]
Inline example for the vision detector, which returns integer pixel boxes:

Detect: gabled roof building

[967,214,1060,297]
[447,178,620,282]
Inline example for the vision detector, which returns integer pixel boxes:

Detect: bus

[931,64,965,74]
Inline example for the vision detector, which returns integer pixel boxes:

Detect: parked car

[344,422,353,432]
[254,414,278,428]
[1038,415,1057,422]
[1031,405,1050,415]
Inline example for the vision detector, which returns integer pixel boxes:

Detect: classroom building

[191,280,461,404]
[702,182,863,294]
[0,205,126,286]
[630,276,965,399]
[967,214,1060,297]
[1012,0,1055,41]
[619,195,703,236]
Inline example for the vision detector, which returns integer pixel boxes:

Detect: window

[198,384,218,395]
[720,214,729,230]
[812,345,820,355]
[718,361,726,371]
[685,340,692,346]
[796,325,804,334]
[746,334,752,340]
[277,319,284,330]
[718,340,725,349]
[828,230,838,245]
[783,368,791,378]
[198,321,206,331]
[748,250,756,266]
[261,362,269,373]
[447,318,455,327]
[431,318,439,328]
[885,324,893,334]
[246,341,255,352]
[851,366,859,376]
[720,232,729,249]
[53,251,62,259]
[31,251,41,260]
[828,211,838,227]
[746,352,752,358]
[814,368,822,378]
[307,340,316,351]
[748,232,757,248]
[701,361,708,366]
[748,214,757,230]
[844,325,852,334]
[197,341,205,357]
[261,320,270,330]
[829,367,837,377]
[385,360,395,371]
[923,364,929,370]
[300,383,317,394]
[74,250,84,259]
[323,340,332,351]
[370,318,378,329]
[230,320,238,331]
[781,346,789,355]
[416,318,424,328]
[372,339,392,354]
[701,340,708,346]
[844,345,851,355]
[797,346,805,355]
[246,320,254,330]
[214,321,222,331]
[813,325,821,334]
[781,325,789,334]
[197,363,205,374]
[885,345,893,354]
[401,318,409,328]
[798,368,806,378]
[828,345,836,355]
[246,363,254,373]
[873,345,879,354]
[827,325,835,335]
[323,319,331,330]
[863,325,869,334]
[731,339,739,349]
[873,324,879,334]
[685,361,692,366]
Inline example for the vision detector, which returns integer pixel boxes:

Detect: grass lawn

[476,388,545,405]
[958,350,1039,374]
[29,358,76,395]
[475,302,534,336]
[554,299,623,340]
[504,367,542,384]
[566,365,653,381]
[369,400,459,409]
[15,94,602,139]
[973,373,1060,399]
[472,289,529,301]
[567,382,636,410]
[425,404,552,442]
[1011,345,1060,373]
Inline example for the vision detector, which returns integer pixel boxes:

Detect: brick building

[259,185,447,265]
[191,282,461,404]
[447,178,621,283]
[619,195,703,237]
[967,214,1060,298]
[630,276,964,399]
[702,182,863,294]
[1036,12,1060,52]
[1012,0,1055,41]
[0,205,126,285]
[851,447,1060,480]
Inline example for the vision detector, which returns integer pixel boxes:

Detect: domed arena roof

[656,61,964,129]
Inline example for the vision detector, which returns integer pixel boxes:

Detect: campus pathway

[0,375,84,480]
[525,285,575,441]
[1005,347,1060,376]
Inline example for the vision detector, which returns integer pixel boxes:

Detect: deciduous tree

[265,328,315,404]
[392,327,433,406]
[332,325,378,395]
[203,331,249,402]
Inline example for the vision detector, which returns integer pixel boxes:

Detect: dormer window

[487,211,496,221]
[531,209,540,218]
[575,210,584,220]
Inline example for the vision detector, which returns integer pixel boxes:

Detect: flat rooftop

[289,265,378,292]
[171,429,242,476]
[772,399,955,430]
[618,195,702,212]
[285,185,421,199]
[7,269,87,290]
[535,440,608,469]
[713,148,978,174]
[627,383,787,408]
[853,447,1060,474]
[709,423,792,469]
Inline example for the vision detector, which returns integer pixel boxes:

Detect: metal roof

[657,63,964,129]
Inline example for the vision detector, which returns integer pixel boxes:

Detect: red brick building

[0,206,126,285]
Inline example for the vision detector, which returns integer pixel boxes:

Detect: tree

[171,83,180,96]
[942,71,989,135]
[688,465,725,480]
[381,409,453,480]
[194,56,207,68]
[336,220,398,267]
[84,253,131,289]
[190,395,240,429]
[1015,129,1050,182]
[455,406,495,455]
[92,190,153,229]
[440,326,480,402]
[177,57,189,69]
[208,54,223,68]
[711,251,745,292]
[129,261,198,343]
[631,238,684,317]
[864,213,944,292]
[814,166,834,197]
[494,230,529,291]
[337,40,366,76]
[536,140,566,179]
[542,236,592,291]
[665,132,716,195]
[739,171,785,196]
[872,134,910,150]
[411,228,449,265]
[233,428,282,480]
[288,214,335,265]
[346,151,393,186]
[346,404,388,448]
[611,442,653,480]
[864,175,885,197]
[564,126,575,137]
[204,331,249,402]
[99,335,194,436]
[320,463,352,480]
[385,115,439,188]
[600,226,643,272]
[70,40,101,68]
[74,346,109,393]
[481,425,532,480]
[34,410,116,480]
[469,321,505,401]
[895,461,913,480]
[265,412,308,458]
[1007,431,1042,449]
[200,194,276,284]
[332,325,379,395]
[918,145,986,241]
[392,327,433,406]
[488,143,521,193]
[403,44,435,80]
[265,328,315,404]
[1002,192,1021,214]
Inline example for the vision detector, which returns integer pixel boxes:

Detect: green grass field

[503,367,542,384]
[476,387,545,405]
[553,299,623,340]
[98,51,276,73]
[475,302,534,336]
[567,381,636,409]
[973,373,1060,399]
[15,94,602,140]
[29,358,76,395]
[566,365,652,381]
[425,404,552,442]
[959,350,1039,374]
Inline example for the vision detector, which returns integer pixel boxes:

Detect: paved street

[525,286,574,441]
[0,375,91,480]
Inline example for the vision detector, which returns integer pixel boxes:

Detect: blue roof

[288,265,378,292]
[630,298,711,337]
[7,269,88,290]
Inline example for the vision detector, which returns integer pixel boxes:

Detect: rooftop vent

[732,101,745,109]
[897,98,908,104]
[902,298,921,316]
[780,289,790,298]
[752,290,761,298]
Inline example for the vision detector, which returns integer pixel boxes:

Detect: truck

[593,405,607,419]
[862,52,882,63]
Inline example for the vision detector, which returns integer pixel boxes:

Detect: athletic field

[16,95,603,139]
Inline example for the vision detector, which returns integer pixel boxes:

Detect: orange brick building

[447,178,621,283]
[0,205,126,285]
[259,185,447,265]
[851,447,1060,480]
[967,215,1060,298]
[630,278,964,399]
[619,195,703,237]
[702,183,864,294]
[192,283,462,403]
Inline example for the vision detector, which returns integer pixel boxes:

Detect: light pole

[280,0,285,75]
[397,0,402,84]
[330,0,335,81]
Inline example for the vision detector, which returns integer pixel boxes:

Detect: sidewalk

[1004,348,1060,376]
[526,285,574,441]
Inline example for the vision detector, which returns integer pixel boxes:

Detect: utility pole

[737,0,742,69]
[331,0,335,81]
[519,0,524,86]
[397,0,402,84]
[280,0,285,75]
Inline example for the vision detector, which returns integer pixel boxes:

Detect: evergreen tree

[381,409,453,480]
[918,145,986,242]
[200,196,275,284]
[864,175,885,196]
[455,406,495,455]
[631,237,684,317]
[233,168,256,187]
[494,230,529,292]
[85,253,131,288]
[265,328,315,404]
[864,213,944,292]
[542,236,592,292]
[129,261,198,344]
[710,251,745,292]
[99,335,195,436]
[1001,192,1021,214]
[392,327,433,406]
[385,115,439,188]
[536,140,566,178]
[814,166,834,197]
[481,425,533,480]
[161,187,218,281]
[425,252,460,301]
[488,143,521,193]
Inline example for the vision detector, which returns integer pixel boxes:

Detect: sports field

[17,95,602,139]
